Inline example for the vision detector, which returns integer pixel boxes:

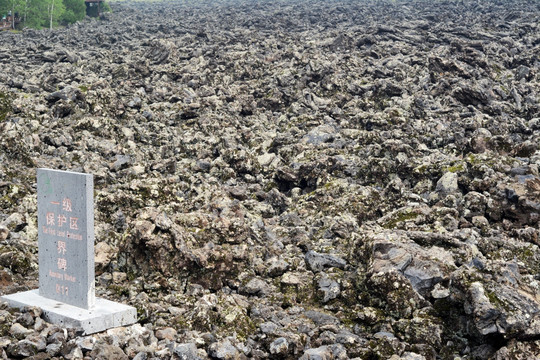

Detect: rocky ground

[0,0,539,358]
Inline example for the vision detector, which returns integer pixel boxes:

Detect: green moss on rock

[0,91,13,121]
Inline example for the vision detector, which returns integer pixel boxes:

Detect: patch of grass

[446,163,464,173]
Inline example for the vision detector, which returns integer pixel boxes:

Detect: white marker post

[1,169,136,334]
[37,169,95,309]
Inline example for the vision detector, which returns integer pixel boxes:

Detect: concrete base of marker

[1,289,137,335]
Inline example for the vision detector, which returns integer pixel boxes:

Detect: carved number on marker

[56,284,68,296]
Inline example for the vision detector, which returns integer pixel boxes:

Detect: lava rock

[305,251,347,272]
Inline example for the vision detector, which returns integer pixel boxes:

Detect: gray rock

[142,110,153,120]
[299,345,334,360]
[305,251,347,272]
[128,96,142,109]
[401,352,427,360]
[41,51,57,62]
[90,344,129,360]
[7,339,39,357]
[173,343,200,360]
[317,276,340,303]
[46,342,63,356]
[196,160,212,172]
[133,352,148,360]
[435,172,459,197]
[0,338,11,348]
[370,233,452,295]
[453,82,493,106]
[465,278,540,339]
[112,155,132,171]
[471,215,489,230]
[299,344,347,360]
[9,323,31,339]
[76,336,95,351]
[155,327,176,340]
[468,282,499,335]
[15,312,33,328]
[304,310,340,326]
[155,212,173,230]
[0,225,8,241]
[373,331,395,339]
[65,345,84,359]
[208,338,238,359]
[95,242,114,275]
[45,86,83,103]
[431,283,450,299]
[303,124,337,145]
[240,278,270,297]
[402,259,444,294]
[269,337,289,355]
[266,257,289,277]
[23,335,46,351]
[515,65,530,81]
[335,330,365,346]
[260,321,278,334]
[462,191,488,218]
[1,213,25,232]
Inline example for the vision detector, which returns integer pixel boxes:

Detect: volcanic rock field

[1,0,540,358]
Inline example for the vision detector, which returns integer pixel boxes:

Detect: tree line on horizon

[1,0,87,29]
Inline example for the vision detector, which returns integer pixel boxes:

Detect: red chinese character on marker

[57,214,67,228]
[62,198,72,212]
[69,217,79,230]
[46,212,55,226]
[57,258,67,271]
[57,240,66,255]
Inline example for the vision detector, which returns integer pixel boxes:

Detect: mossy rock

[0,247,32,275]
[0,91,13,121]
[445,162,466,173]
[381,211,421,229]
[107,284,130,297]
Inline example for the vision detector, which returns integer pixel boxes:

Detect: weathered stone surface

[155,327,176,341]
[435,172,459,197]
[0,0,539,359]
[305,251,347,272]
[299,344,347,360]
[0,224,8,241]
[208,338,239,360]
[317,275,340,303]
[269,337,289,355]
[7,339,40,357]
[369,232,455,296]
[239,278,271,297]
[266,257,289,277]
[304,311,340,326]
[94,241,114,275]
[10,323,32,340]
[90,343,128,360]
[173,343,200,360]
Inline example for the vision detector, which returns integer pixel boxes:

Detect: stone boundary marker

[36,168,94,308]
[1,169,136,334]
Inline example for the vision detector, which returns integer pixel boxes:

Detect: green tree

[23,0,48,28]
[46,0,65,29]
[2,0,90,29]
[61,0,84,24]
